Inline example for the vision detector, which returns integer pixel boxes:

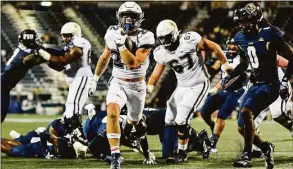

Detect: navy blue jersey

[3,46,35,89]
[234,25,282,83]
[46,118,66,137]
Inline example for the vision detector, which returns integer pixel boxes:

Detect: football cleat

[251,149,264,158]
[233,152,252,168]
[173,150,188,163]
[262,142,274,169]
[110,153,123,169]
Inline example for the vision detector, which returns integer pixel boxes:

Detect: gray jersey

[104,25,155,79]
[64,36,92,78]
[154,31,208,87]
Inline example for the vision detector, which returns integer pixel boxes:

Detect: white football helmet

[156,19,180,46]
[116,2,144,33]
[60,22,82,37]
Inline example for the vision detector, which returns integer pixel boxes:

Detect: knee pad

[176,124,190,140]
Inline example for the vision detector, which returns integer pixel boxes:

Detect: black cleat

[233,152,252,168]
[262,142,274,169]
[110,153,122,169]
[174,150,188,163]
[251,149,264,158]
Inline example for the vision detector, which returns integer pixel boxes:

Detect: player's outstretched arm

[37,46,82,65]
[273,37,293,99]
[147,63,165,93]
[88,46,111,96]
[197,38,232,73]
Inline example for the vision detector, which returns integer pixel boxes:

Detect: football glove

[208,87,219,96]
[88,75,100,96]
[73,141,88,158]
[114,30,128,51]
[280,79,289,100]
[37,49,51,61]
[147,84,155,93]
[143,151,156,164]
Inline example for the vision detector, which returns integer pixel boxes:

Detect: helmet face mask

[234,2,263,34]
[60,22,81,44]
[116,2,144,34]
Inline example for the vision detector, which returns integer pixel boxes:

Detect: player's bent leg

[200,93,222,132]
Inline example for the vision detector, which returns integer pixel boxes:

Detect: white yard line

[5,118,53,123]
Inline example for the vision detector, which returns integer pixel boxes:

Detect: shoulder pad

[153,46,166,65]
[269,25,283,39]
[104,25,119,49]
[72,36,91,49]
[179,31,201,52]
[138,29,155,48]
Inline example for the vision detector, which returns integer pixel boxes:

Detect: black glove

[280,79,290,100]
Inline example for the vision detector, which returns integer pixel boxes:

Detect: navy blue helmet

[233,2,263,34]
[18,29,39,48]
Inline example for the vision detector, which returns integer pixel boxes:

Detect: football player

[1,127,83,159]
[200,37,249,152]
[83,104,156,165]
[1,29,46,123]
[36,22,92,127]
[147,19,232,163]
[87,2,155,168]
[222,2,293,168]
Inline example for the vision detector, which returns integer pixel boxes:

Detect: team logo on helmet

[245,3,257,16]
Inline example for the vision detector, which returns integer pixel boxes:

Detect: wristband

[222,62,232,71]
[118,45,127,52]
[93,75,100,82]
[38,49,51,61]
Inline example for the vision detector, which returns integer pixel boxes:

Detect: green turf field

[1,114,292,169]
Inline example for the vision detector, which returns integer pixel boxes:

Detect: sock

[211,133,219,147]
[110,146,120,154]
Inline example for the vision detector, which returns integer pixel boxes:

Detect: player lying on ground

[83,104,156,165]
[222,2,293,168]
[1,127,85,159]
[147,19,231,163]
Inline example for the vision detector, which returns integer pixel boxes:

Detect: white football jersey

[153,31,208,87]
[63,36,93,78]
[104,25,155,79]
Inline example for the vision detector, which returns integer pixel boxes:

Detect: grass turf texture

[1,114,292,169]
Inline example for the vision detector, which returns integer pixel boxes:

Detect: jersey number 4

[247,46,259,69]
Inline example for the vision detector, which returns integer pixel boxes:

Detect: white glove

[73,141,88,158]
[84,103,96,120]
[114,30,128,51]
[88,75,100,96]
[208,87,219,95]
[222,62,233,73]
[37,49,51,61]
[147,84,155,93]
[143,151,156,164]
